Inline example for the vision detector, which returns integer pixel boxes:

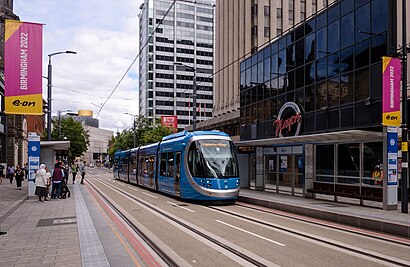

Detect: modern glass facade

[239,0,394,141]
[235,0,401,201]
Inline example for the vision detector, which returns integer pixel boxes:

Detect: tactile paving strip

[74,184,110,267]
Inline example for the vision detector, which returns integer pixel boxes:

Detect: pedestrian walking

[15,165,24,190]
[0,164,4,185]
[35,164,48,202]
[71,163,77,184]
[80,161,87,184]
[23,163,28,180]
[51,162,65,199]
[7,165,15,184]
[62,162,69,183]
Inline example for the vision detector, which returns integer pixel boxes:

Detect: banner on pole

[382,56,401,126]
[4,20,43,115]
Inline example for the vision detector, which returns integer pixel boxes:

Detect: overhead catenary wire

[96,0,178,119]
[97,0,289,119]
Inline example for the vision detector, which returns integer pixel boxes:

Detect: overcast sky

[14,0,144,133]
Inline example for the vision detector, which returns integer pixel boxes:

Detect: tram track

[207,205,410,267]
[88,175,410,266]
[234,202,410,247]
[89,178,274,267]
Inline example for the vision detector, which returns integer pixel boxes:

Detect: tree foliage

[108,116,174,162]
[51,117,90,162]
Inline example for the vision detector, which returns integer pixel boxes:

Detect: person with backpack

[51,162,65,199]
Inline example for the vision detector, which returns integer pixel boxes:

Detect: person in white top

[35,164,48,202]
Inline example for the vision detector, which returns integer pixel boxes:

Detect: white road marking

[166,201,195,213]
[128,187,138,192]
[216,220,286,247]
[142,191,158,199]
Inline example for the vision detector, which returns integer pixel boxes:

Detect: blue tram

[113,131,240,201]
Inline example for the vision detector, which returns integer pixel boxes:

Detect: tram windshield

[188,140,239,179]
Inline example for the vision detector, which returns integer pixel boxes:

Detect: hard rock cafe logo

[274,102,302,137]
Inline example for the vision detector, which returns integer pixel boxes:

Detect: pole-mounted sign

[382,56,401,127]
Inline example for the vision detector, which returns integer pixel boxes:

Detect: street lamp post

[58,110,72,141]
[174,62,197,131]
[401,0,408,213]
[124,113,136,147]
[47,51,77,141]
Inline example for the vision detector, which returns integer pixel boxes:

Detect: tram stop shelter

[235,129,400,210]
[27,141,70,196]
[40,141,70,169]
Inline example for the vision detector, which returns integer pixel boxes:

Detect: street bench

[307,182,383,202]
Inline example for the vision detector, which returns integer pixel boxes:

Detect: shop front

[237,0,396,204]
[237,128,383,198]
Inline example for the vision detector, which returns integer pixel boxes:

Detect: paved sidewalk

[0,180,81,267]
[1,174,409,267]
[239,189,410,238]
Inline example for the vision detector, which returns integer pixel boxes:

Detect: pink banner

[5,20,43,115]
[382,56,401,126]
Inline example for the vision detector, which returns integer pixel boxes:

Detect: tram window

[167,152,174,177]
[133,156,137,174]
[175,152,181,181]
[188,142,206,178]
[149,156,155,178]
[139,157,144,176]
[160,153,167,176]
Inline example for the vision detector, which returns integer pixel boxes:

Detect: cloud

[14,0,143,132]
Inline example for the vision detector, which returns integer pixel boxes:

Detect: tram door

[249,155,256,188]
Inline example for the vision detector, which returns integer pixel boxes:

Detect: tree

[51,117,90,162]
[142,123,173,144]
[107,116,173,163]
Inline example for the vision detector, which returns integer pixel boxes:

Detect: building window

[277,8,282,18]
[251,25,258,37]
[264,5,270,16]
[316,144,334,182]
[251,3,258,15]
[264,27,270,37]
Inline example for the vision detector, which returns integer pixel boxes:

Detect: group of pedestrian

[35,160,87,202]
[3,164,28,190]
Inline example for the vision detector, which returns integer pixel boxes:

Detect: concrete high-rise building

[201,0,349,139]
[138,0,215,132]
